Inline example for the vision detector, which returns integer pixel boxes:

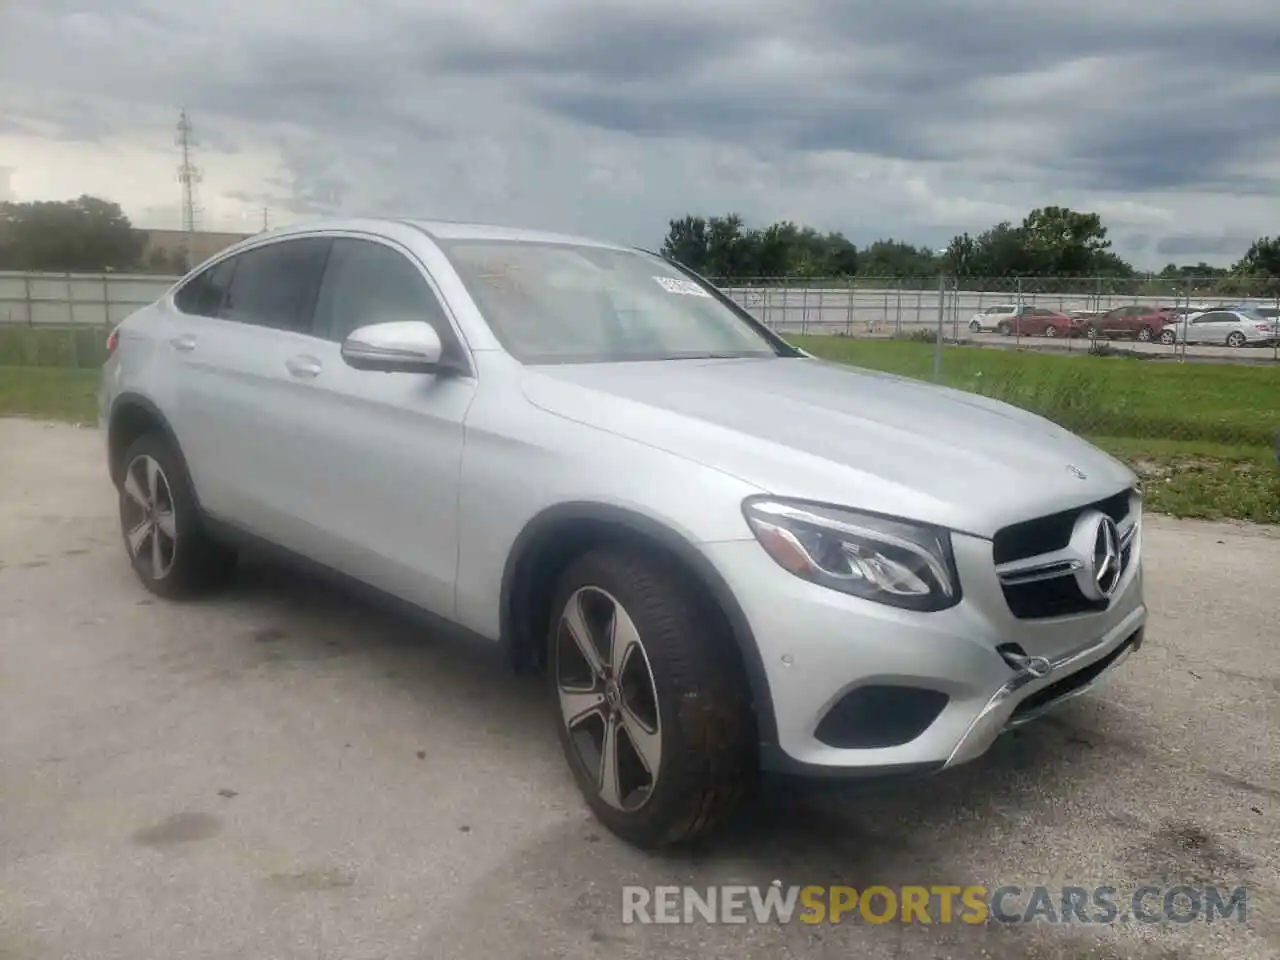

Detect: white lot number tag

[653,276,712,297]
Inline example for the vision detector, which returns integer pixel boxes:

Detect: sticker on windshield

[653,276,712,297]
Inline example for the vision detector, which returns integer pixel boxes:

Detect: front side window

[312,239,452,344]
[438,241,787,364]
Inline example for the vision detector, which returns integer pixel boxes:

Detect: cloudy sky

[2,0,1277,267]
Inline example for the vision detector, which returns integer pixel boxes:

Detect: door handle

[170,334,197,353]
[285,355,322,378]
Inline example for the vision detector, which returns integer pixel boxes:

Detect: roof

[243,217,632,252]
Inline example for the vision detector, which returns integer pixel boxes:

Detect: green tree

[1231,236,1280,296]
[0,195,145,271]
[1019,206,1113,275]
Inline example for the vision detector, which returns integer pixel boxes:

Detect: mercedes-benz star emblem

[1068,509,1124,602]
[1090,515,1122,598]
[1066,464,1088,480]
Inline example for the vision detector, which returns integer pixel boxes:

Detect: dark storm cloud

[432,0,1279,194]
[2,0,1277,252]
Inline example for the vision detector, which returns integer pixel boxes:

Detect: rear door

[168,236,333,540]
[1187,311,1231,344]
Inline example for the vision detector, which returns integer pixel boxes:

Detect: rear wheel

[968,319,982,333]
[1044,324,1059,338]
[997,321,1012,337]
[549,548,755,849]
[1159,329,1176,345]
[118,434,237,598]
[1137,326,1153,342]
[1226,331,1246,347]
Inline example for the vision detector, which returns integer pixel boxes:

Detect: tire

[1159,329,1176,345]
[968,320,981,333]
[117,433,237,598]
[1226,332,1246,348]
[997,322,1012,337]
[1137,326,1153,342]
[1044,325,1058,338]
[548,548,755,849]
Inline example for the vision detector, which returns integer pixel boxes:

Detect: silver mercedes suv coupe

[99,218,1146,848]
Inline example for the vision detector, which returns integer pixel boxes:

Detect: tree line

[3,195,1277,294]
[661,207,1280,294]
[1,196,199,275]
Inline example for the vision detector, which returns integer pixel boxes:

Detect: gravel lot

[2,418,1277,960]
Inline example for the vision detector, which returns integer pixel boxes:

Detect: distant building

[140,228,253,269]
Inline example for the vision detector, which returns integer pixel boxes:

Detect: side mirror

[341,321,445,373]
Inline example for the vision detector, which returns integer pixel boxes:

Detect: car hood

[520,356,1135,538]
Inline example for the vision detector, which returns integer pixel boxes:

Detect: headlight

[742,497,960,612]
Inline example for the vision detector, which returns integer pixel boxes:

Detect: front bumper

[701,529,1146,779]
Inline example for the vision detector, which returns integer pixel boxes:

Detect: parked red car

[1089,305,1179,342]
[994,306,1085,338]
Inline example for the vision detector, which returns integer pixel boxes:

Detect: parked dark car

[994,306,1085,338]
[1090,305,1179,342]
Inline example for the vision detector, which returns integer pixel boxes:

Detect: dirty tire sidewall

[119,433,234,598]
[549,548,755,850]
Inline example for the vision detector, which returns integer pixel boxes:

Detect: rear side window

[174,257,238,318]
[222,238,332,333]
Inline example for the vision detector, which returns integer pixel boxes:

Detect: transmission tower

[175,109,202,233]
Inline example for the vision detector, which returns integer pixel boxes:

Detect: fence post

[23,275,33,325]
[895,278,903,335]
[933,272,945,380]
[1182,276,1193,362]
[1015,276,1023,346]
[845,276,854,336]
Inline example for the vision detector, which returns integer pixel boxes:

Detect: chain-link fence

[714,274,1280,451]
[713,274,1280,364]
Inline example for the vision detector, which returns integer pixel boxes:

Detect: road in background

[2,418,1278,960]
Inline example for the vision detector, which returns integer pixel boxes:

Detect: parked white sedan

[1158,308,1279,347]
[967,303,1027,332]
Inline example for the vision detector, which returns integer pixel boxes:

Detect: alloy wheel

[555,586,662,812]
[121,454,178,580]
[1138,326,1152,341]
[1227,332,1245,347]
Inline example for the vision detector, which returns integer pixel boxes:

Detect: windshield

[438,240,789,364]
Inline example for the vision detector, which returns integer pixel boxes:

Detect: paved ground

[2,418,1277,960]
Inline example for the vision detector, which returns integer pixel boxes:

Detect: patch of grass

[795,337,1280,524]
[0,366,100,423]
[794,336,1280,447]
[0,325,112,368]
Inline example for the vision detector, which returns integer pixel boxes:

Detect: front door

[266,235,477,618]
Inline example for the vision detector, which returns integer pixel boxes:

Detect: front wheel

[549,548,755,849]
[968,319,982,333]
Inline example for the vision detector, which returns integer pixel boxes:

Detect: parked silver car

[99,218,1147,848]
[1158,308,1279,347]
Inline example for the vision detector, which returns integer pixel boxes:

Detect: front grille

[993,489,1130,565]
[996,488,1135,620]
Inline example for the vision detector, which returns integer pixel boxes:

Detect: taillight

[106,326,119,354]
